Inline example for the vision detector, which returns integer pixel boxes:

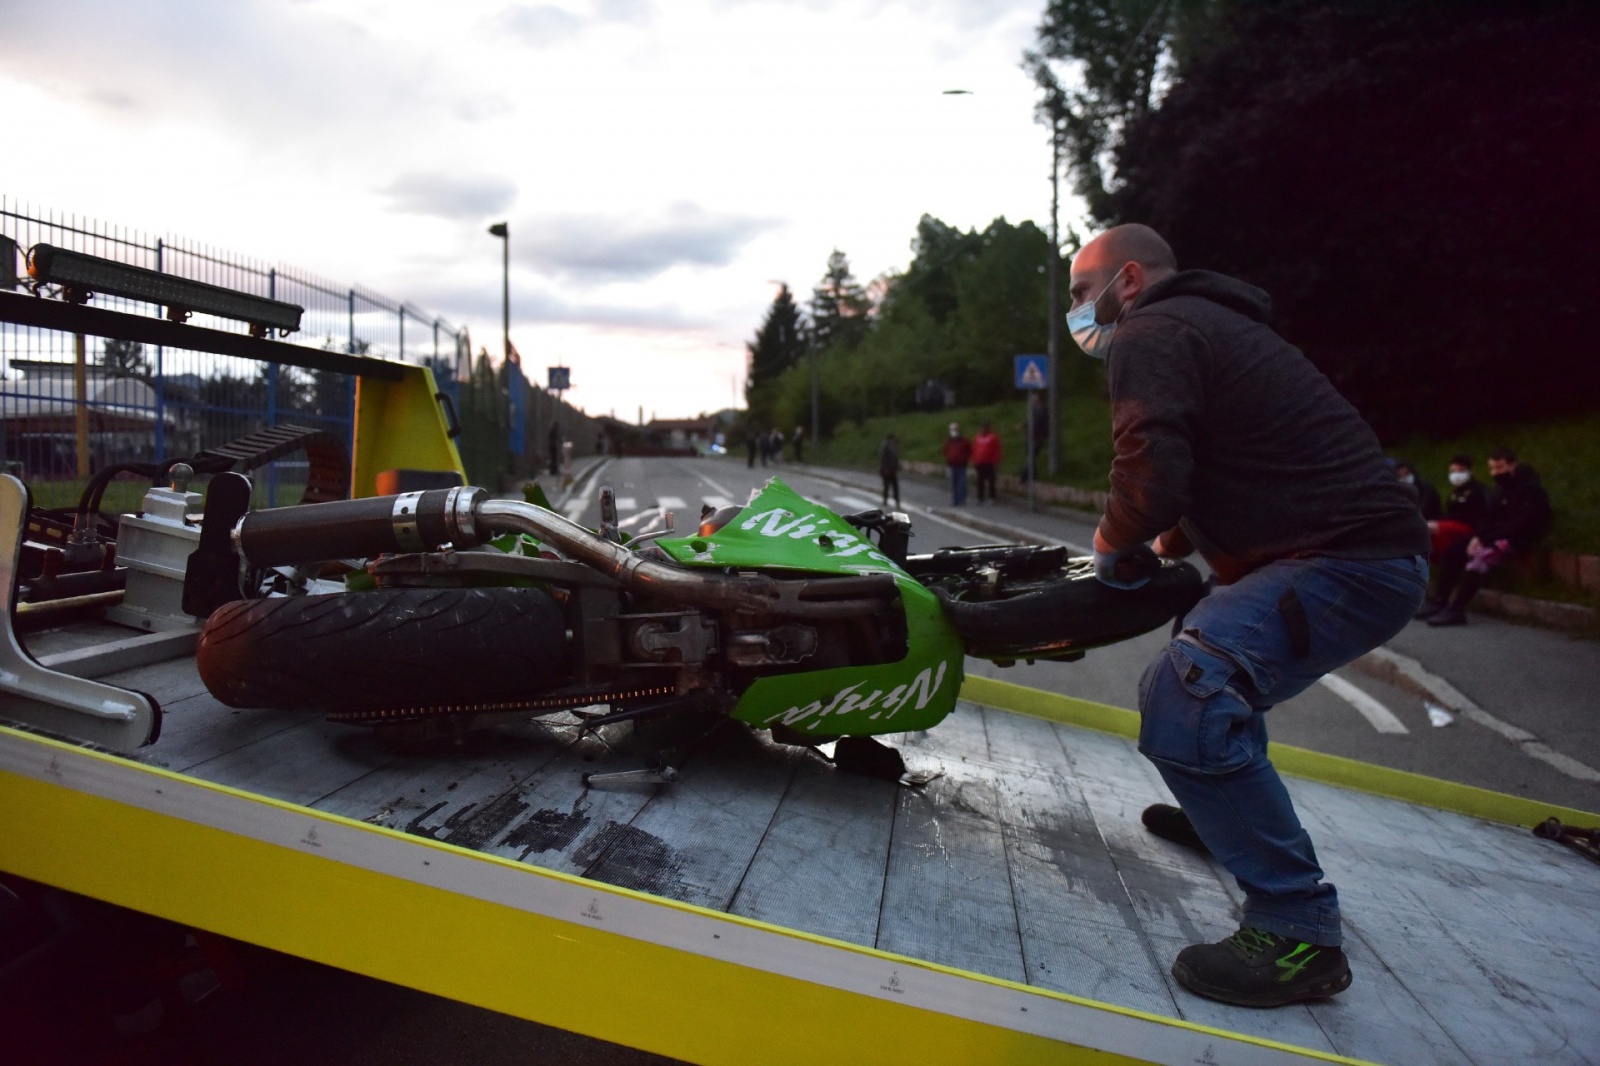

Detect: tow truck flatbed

[4,619,1596,1066]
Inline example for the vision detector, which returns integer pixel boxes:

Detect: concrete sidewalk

[785,458,1600,791]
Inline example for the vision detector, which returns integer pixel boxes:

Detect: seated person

[1427,454,1487,561]
[1417,446,1551,626]
[1393,458,1442,521]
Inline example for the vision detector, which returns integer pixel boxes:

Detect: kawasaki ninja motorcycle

[192,476,1201,759]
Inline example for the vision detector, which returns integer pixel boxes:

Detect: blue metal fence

[1,197,471,509]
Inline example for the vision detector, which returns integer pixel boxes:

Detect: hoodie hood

[1132,269,1273,324]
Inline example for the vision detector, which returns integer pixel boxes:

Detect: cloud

[519,202,778,281]
[382,174,518,220]
[418,276,709,333]
[497,0,655,47]
[0,1,479,144]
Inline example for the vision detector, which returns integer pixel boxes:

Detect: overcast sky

[0,0,1080,420]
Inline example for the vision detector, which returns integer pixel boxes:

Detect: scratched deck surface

[50,646,1600,1066]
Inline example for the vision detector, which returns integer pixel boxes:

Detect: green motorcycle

[193,476,1201,766]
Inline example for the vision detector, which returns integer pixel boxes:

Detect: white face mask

[1448,470,1471,487]
[1067,272,1125,360]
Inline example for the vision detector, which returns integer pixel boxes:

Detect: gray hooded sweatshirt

[1099,270,1427,572]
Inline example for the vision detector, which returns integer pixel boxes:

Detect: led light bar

[27,243,303,335]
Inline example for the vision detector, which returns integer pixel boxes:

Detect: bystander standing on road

[1418,445,1552,626]
[1394,459,1442,521]
[792,425,805,463]
[1071,223,1428,1009]
[972,421,1001,504]
[1427,454,1488,561]
[878,433,901,507]
[546,422,562,477]
[942,422,971,506]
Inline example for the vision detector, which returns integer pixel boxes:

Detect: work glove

[1093,542,1159,590]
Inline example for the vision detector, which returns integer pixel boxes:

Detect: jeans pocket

[1138,642,1258,775]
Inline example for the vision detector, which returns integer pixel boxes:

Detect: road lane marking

[1355,646,1600,782]
[616,496,637,512]
[831,494,880,512]
[1318,673,1409,734]
[563,500,588,522]
[656,496,687,510]
[678,462,734,498]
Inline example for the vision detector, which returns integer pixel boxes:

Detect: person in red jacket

[972,421,1002,504]
[942,422,972,506]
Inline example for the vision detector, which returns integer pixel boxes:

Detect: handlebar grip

[236,487,482,566]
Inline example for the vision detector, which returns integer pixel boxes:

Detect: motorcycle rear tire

[196,587,569,712]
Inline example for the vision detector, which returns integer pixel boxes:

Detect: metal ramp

[1,637,1596,1066]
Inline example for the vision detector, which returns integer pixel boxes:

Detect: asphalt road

[21,454,1595,1065]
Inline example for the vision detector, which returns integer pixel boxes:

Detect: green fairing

[655,478,963,736]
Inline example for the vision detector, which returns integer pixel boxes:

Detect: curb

[1349,646,1600,784]
[1471,588,1597,633]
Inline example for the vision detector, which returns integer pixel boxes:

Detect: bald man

[1069,224,1429,1007]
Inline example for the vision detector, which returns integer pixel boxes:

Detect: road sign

[1014,354,1049,390]
[548,366,570,391]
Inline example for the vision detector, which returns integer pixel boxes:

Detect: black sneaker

[1141,803,1212,855]
[1427,607,1467,627]
[1172,927,1352,1007]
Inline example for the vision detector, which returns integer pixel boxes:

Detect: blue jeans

[1137,554,1428,946]
[949,464,968,506]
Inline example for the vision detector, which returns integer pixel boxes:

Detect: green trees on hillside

[744,216,1073,437]
[1033,0,1600,438]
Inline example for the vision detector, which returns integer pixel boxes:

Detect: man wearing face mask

[1068,224,1429,1008]
[1420,454,1487,567]
[1419,446,1551,626]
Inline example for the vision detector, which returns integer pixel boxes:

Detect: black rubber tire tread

[196,587,569,711]
[935,560,1204,658]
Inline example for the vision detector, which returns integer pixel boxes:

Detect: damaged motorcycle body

[186,475,1202,765]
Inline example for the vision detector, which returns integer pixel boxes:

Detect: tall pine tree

[744,283,807,422]
[809,250,871,354]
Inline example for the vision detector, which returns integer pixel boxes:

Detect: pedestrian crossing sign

[1014,354,1049,390]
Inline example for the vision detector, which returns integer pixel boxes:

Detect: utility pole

[809,343,819,445]
[488,222,509,362]
[1046,109,1062,476]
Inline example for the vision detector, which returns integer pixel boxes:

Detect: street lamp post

[1046,111,1062,476]
[488,222,509,363]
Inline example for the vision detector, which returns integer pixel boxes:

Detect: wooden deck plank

[580,725,801,909]
[1048,721,1340,1053]
[471,730,690,876]
[726,756,897,947]
[134,691,316,774]
[876,706,1027,985]
[980,707,1177,1015]
[181,716,400,807]
[103,655,213,707]
[876,773,1027,983]
[311,722,578,848]
[1293,783,1600,1064]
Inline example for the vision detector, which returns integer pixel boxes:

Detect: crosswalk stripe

[1318,673,1409,734]
[831,494,880,512]
[615,496,637,512]
[657,496,687,510]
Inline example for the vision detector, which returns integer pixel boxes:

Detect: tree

[1106,0,1600,436]
[744,283,807,425]
[808,251,872,354]
[1026,0,1225,220]
[100,338,151,381]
